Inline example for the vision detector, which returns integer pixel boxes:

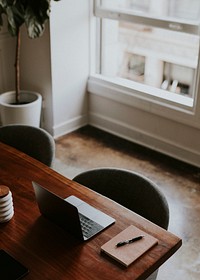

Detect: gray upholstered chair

[73,167,169,279]
[0,125,55,167]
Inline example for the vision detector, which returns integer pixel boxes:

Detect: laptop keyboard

[79,213,103,239]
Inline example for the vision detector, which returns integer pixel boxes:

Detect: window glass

[96,0,200,103]
[100,0,200,21]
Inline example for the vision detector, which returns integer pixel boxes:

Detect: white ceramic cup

[0,191,11,202]
[0,188,14,223]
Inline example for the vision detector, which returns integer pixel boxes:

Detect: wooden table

[0,142,182,279]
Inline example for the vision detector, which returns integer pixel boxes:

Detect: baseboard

[53,114,88,139]
[89,112,200,168]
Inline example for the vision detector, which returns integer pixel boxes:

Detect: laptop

[32,181,115,241]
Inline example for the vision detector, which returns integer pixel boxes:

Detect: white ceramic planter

[0,91,42,127]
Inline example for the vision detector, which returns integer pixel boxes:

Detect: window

[89,0,200,126]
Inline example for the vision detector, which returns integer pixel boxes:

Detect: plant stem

[15,28,21,104]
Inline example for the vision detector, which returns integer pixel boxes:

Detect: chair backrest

[73,168,169,229]
[0,125,55,167]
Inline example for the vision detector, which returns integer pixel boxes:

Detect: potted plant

[0,0,60,126]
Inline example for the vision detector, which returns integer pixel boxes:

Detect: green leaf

[0,0,61,37]
[26,17,45,38]
[0,3,5,27]
[6,4,24,36]
[24,1,49,38]
[0,4,3,23]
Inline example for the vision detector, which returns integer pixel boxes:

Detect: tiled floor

[54,126,200,280]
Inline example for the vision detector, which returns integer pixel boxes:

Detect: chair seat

[0,125,55,167]
[73,167,169,280]
[73,168,169,229]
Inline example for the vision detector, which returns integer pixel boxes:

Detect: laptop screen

[32,182,84,240]
[32,181,115,241]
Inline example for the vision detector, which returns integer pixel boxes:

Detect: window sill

[88,74,200,129]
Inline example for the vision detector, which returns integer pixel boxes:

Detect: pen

[116,235,144,247]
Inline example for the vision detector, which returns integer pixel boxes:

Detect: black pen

[116,235,144,247]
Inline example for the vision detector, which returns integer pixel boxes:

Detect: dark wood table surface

[0,142,182,279]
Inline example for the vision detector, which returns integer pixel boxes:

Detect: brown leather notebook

[101,225,158,267]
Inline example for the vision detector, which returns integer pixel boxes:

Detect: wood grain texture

[0,142,182,280]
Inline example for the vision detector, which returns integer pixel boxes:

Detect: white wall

[88,91,200,167]
[49,0,90,137]
[20,24,54,133]
[0,0,90,136]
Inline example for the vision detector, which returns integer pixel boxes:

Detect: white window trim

[88,1,200,130]
[94,5,200,35]
[88,74,200,128]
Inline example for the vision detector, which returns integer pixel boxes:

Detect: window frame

[94,4,200,35]
[88,0,200,129]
